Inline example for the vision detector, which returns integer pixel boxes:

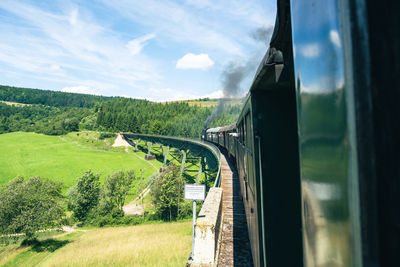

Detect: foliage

[207,104,242,128]
[67,171,101,221]
[0,176,65,240]
[62,118,79,132]
[0,85,111,108]
[0,102,92,135]
[100,170,136,211]
[151,165,185,221]
[98,132,116,140]
[0,85,243,138]
[95,98,211,138]
[87,208,143,227]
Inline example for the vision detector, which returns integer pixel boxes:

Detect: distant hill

[0,85,242,137]
[0,85,112,108]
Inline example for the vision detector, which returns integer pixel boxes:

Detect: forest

[0,85,111,108]
[0,85,241,138]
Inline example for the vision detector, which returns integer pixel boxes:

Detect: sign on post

[184,184,206,201]
[185,183,206,259]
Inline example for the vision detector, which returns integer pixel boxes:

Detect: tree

[67,170,100,221]
[151,165,184,221]
[61,118,79,131]
[0,177,65,240]
[101,170,135,210]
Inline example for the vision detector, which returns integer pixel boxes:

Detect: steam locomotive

[203,0,399,266]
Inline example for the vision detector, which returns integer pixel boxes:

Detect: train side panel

[236,99,261,267]
[291,0,400,266]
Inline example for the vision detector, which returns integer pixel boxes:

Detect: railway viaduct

[122,133,252,266]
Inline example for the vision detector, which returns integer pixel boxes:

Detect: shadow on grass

[21,239,70,252]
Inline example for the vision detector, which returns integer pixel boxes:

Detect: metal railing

[122,133,222,188]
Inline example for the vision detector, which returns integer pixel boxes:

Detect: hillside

[0,85,111,108]
[0,132,161,188]
[0,85,241,138]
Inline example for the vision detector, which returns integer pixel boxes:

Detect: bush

[151,165,185,221]
[67,170,100,221]
[87,212,144,227]
[99,132,116,140]
[0,177,65,240]
[100,170,135,211]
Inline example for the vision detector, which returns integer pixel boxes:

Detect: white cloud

[0,0,273,100]
[293,45,296,58]
[126,34,156,55]
[203,90,224,99]
[99,0,255,56]
[49,64,61,71]
[146,87,196,101]
[0,1,162,96]
[148,87,224,101]
[329,30,341,48]
[61,85,99,95]
[176,53,214,70]
[69,8,78,26]
[301,76,344,94]
[299,43,320,58]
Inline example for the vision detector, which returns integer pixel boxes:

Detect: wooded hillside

[0,85,241,138]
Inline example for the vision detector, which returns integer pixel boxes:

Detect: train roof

[218,123,236,132]
[206,123,236,133]
[206,127,221,133]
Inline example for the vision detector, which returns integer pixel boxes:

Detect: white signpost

[184,184,206,259]
[184,184,206,201]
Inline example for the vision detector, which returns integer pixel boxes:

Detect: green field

[0,132,162,190]
[0,221,191,267]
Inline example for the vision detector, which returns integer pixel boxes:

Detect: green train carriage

[203,0,399,266]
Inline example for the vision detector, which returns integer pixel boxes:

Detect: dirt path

[112,133,132,147]
[123,186,151,216]
[0,225,87,238]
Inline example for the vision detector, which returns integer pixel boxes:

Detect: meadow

[0,100,29,107]
[163,98,243,108]
[0,132,162,190]
[0,221,192,266]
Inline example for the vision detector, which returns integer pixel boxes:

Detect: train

[202,0,399,266]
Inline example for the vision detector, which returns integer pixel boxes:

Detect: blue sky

[0,0,276,101]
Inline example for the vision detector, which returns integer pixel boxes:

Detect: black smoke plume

[251,26,273,44]
[204,26,273,128]
[204,62,247,127]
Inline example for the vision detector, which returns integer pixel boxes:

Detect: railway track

[218,151,253,266]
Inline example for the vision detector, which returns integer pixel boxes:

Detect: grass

[0,222,191,267]
[0,100,29,107]
[0,132,162,190]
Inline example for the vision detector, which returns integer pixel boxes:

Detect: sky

[0,0,276,101]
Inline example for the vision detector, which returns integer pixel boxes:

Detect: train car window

[245,112,252,148]
[239,124,242,143]
[242,117,247,144]
[245,112,255,193]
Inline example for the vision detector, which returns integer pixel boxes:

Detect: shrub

[100,170,135,211]
[151,165,184,221]
[67,170,100,221]
[0,177,65,240]
[99,132,116,140]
